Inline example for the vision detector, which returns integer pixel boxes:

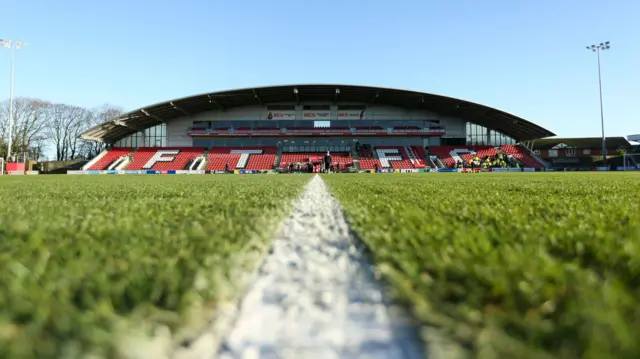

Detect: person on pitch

[324,151,333,174]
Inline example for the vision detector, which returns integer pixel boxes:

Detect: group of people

[453,153,518,169]
[286,151,340,173]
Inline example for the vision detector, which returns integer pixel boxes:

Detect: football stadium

[1,84,640,359]
[76,84,554,174]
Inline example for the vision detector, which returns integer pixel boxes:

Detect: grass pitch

[323,172,640,359]
[0,174,310,359]
[2,172,640,359]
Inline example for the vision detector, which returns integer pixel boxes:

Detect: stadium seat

[428,146,458,167]
[430,146,499,168]
[126,147,205,170]
[207,147,277,170]
[280,152,353,170]
[87,147,133,170]
[456,146,499,164]
[500,145,544,168]
[374,146,414,169]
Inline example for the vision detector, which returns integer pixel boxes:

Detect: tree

[0,98,49,160]
[78,105,124,159]
[1,97,124,162]
[44,103,95,161]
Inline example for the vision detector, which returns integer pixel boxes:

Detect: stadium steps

[109,155,132,170]
[198,149,210,170]
[82,149,108,170]
[187,155,207,170]
[525,146,551,168]
[500,145,544,168]
[121,148,144,170]
[184,149,209,170]
[85,147,134,170]
[405,146,418,166]
[274,147,283,168]
[351,147,361,170]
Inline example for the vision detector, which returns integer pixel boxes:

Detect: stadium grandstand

[79,84,555,173]
[526,136,636,170]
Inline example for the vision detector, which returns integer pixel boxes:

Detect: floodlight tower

[586,41,610,164]
[0,39,28,161]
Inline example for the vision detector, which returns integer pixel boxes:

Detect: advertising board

[266,111,296,120]
[302,111,331,120]
[436,168,460,173]
[337,110,364,120]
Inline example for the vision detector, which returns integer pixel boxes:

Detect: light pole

[586,41,610,164]
[0,38,28,161]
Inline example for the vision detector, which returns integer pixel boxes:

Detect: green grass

[3,172,640,359]
[323,172,640,359]
[0,174,310,359]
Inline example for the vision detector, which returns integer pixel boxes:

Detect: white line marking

[212,175,425,359]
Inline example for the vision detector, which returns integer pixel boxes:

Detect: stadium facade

[79,84,554,172]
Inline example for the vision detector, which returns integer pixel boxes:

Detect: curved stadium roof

[81,84,555,143]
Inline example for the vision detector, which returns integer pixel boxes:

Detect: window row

[465,122,516,146]
[113,124,167,147]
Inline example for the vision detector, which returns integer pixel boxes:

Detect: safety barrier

[63,167,545,175]
[5,171,40,175]
[66,170,267,175]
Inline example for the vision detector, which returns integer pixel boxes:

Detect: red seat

[280,152,353,169]
[87,147,133,170]
[428,146,458,167]
[126,147,205,170]
[207,147,277,170]
[500,145,543,168]
[359,159,381,170]
[374,146,413,169]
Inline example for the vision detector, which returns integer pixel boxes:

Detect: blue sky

[1,0,638,139]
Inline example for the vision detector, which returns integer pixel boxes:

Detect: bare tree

[45,103,93,161]
[0,98,50,160]
[79,105,124,159]
[1,98,125,162]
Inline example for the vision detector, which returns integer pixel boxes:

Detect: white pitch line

[212,175,425,359]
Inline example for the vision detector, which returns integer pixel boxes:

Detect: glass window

[465,122,516,146]
[114,123,167,148]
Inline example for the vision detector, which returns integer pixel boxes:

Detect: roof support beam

[113,119,150,132]
[80,134,103,142]
[252,89,263,106]
[141,109,165,123]
[207,95,224,110]
[170,101,189,116]
[113,119,136,128]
